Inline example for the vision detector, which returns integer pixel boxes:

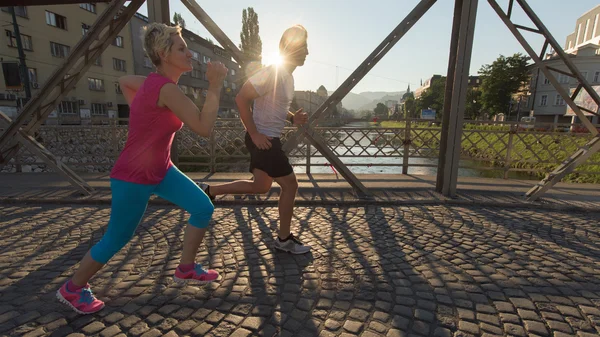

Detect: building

[129,13,240,118]
[414,75,442,99]
[0,4,134,123]
[414,75,480,99]
[527,4,600,124]
[293,85,342,118]
[0,5,241,124]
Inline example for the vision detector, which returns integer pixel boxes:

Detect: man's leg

[272,173,310,254]
[273,172,298,239]
[209,169,273,196]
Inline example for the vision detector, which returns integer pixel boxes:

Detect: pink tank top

[110,73,183,184]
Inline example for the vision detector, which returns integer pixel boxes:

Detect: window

[594,71,600,83]
[203,55,211,64]
[88,78,104,91]
[28,68,37,84]
[223,80,228,88]
[203,72,208,81]
[57,101,77,115]
[555,94,565,106]
[50,42,70,58]
[82,23,90,36]
[112,36,123,47]
[558,73,569,84]
[112,58,126,72]
[6,30,32,50]
[91,103,107,115]
[115,82,122,94]
[93,55,102,66]
[179,85,189,94]
[543,76,550,85]
[190,50,200,60]
[79,3,96,13]
[231,82,236,90]
[191,68,202,78]
[540,95,548,106]
[231,69,236,76]
[46,11,67,30]
[1,7,27,18]
[143,56,153,68]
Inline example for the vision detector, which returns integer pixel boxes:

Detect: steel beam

[436,0,479,197]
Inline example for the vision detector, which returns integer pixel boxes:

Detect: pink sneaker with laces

[56,282,105,314]
[173,263,219,285]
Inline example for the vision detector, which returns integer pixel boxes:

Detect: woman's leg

[58,179,154,313]
[154,166,218,284]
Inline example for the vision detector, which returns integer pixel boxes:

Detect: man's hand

[250,132,273,150]
[292,108,308,125]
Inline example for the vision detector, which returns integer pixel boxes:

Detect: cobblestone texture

[0,204,599,336]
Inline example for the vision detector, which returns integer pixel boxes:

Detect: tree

[403,95,416,118]
[173,12,185,29]
[464,88,483,120]
[414,76,446,118]
[478,53,530,117]
[374,103,388,118]
[240,8,262,63]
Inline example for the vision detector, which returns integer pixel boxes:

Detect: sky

[139,0,600,94]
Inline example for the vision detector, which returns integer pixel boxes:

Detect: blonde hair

[279,25,308,55]
[143,23,182,66]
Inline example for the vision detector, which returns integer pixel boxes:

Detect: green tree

[173,12,185,29]
[240,8,262,63]
[403,95,416,118]
[465,88,483,120]
[414,76,446,118]
[478,53,530,117]
[374,103,388,118]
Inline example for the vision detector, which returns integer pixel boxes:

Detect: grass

[370,121,600,183]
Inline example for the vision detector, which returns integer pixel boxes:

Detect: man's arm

[287,108,308,125]
[235,81,273,150]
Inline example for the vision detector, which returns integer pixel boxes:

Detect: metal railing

[3,117,600,182]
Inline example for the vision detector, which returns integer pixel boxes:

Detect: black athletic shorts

[245,132,294,178]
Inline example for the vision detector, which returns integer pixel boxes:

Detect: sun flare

[264,52,283,66]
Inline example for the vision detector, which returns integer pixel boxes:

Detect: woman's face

[164,34,193,72]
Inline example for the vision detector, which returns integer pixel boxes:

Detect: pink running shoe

[56,282,105,314]
[173,263,219,285]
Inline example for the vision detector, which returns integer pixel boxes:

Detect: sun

[264,52,283,66]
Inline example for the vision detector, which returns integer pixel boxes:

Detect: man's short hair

[279,25,308,55]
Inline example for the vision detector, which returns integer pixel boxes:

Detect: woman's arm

[160,62,228,137]
[118,75,146,105]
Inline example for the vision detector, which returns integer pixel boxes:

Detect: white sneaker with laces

[274,234,311,254]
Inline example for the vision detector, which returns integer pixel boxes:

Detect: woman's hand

[206,61,228,88]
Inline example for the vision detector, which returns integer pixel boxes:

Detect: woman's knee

[188,200,214,228]
[90,235,131,263]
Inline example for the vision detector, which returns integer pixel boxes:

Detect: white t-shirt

[248,65,294,138]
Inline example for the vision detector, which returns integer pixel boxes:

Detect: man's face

[288,42,309,66]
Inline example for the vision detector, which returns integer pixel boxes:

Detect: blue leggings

[90,166,214,264]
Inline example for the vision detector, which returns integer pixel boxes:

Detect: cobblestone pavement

[1,204,600,337]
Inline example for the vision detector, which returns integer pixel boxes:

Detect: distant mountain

[327,91,405,111]
[358,91,404,102]
[357,92,406,112]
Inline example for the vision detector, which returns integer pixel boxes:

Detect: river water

[290,122,538,180]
